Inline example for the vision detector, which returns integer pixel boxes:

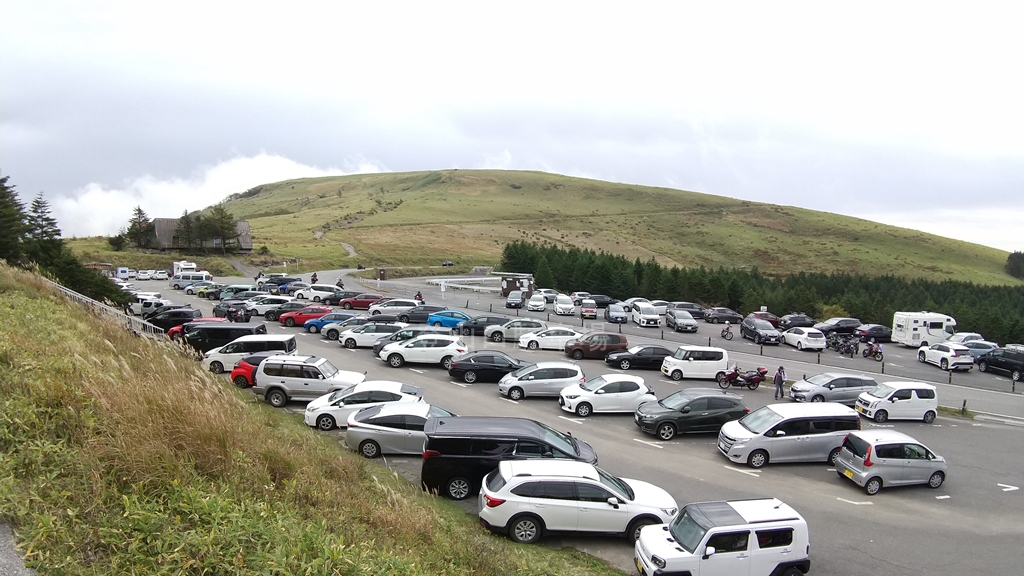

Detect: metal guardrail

[40,277,166,339]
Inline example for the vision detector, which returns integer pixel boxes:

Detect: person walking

[774,366,787,400]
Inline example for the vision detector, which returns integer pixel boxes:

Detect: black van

[420,416,598,500]
[182,321,268,353]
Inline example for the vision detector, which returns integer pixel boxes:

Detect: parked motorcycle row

[825,333,884,362]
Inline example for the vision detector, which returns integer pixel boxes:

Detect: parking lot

[138,270,1024,576]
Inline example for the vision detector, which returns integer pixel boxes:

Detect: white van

[115,267,131,280]
[660,345,729,381]
[718,402,861,468]
[201,334,299,374]
[169,272,214,290]
[855,381,938,423]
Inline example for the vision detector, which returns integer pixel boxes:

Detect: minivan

[788,372,879,405]
[660,345,729,381]
[855,381,938,423]
[497,361,585,400]
[717,402,861,468]
[420,416,599,500]
[505,290,526,308]
[169,272,214,290]
[201,334,299,374]
[182,321,268,353]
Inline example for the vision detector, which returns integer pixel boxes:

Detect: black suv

[587,294,619,308]
[976,347,1024,381]
[421,417,598,500]
[453,315,511,336]
[740,317,782,345]
[813,317,862,336]
[778,313,816,330]
[147,307,202,330]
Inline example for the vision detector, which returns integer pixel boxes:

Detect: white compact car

[558,374,656,417]
[781,327,827,351]
[245,295,295,315]
[526,294,547,312]
[337,322,408,348]
[378,334,468,369]
[917,343,974,371]
[518,327,584,351]
[553,295,575,316]
[152,270,169,280]
[291,284,343,302]
[303,381,424,430]
[479,460,677,544]
[137,270,154,280]
[368,298,420,316]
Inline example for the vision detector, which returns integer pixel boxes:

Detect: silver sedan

[344,403,455,458]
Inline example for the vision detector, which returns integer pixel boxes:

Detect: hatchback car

[478,460,677,544]
[604,304,628,323]
[279,306,332,327]
[834,430,947,495]
[426,310,472,328]
[398,305,447,323]
[740,318,782,345]
[485,319,547,343]
[917,342,974,371]
[703,307,743,324]
[339,322,407,348]
[345,402,455,458]
[368,298,420,316]
[498,361,585,400]
[337,293,385,310]
[229,351,277,388]
[526,293,547,311]
[746,311,780,327]
[518,327,585,351]
[454,315,512,336]
[534,288,560,303]
[604,345,672,371]
[378,334,468,369]
[303,381,424,430]
[321,315,397,340]
[813,317,862,336]
[303,312,357,333]
[553,295,575,316]
[447,350,525,383]
[778,313,817,330]
[262,301,307,321]
[665,309,698,332]
[854,324,893,343]
[781,327,826,351]
[579,299,598,319]
[634,388,749,440]
[558,374,656,417]
[962,340,1000,359]
[788,372,879,405]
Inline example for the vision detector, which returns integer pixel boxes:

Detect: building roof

[152,217,252,251]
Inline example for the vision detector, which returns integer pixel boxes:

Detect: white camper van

[172,260,198,276]
[892,311,956,347]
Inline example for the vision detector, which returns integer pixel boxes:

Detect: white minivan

[660,345,729,381]
[202,334,298,374]
[855,381,938,423]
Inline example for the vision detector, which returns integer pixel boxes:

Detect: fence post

[881,361,885,374]
[948,370,953,384]
[760,344,763,356]
[817,351,821,364]
[961,399,967,416]
[708,336,712,346]
[490,303,493,312]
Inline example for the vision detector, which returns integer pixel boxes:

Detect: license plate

[856,405,865,414]
[635,558,644,575]
[843,469,853,479]
[718,441,726,451]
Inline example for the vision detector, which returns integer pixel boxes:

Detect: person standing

[774,366,787,400]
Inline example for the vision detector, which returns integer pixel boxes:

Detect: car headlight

[661,507,678,517]
[651,555,666,569]
[566,394,579,400]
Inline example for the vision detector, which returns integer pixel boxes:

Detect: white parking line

[499,398,519,404]
[558,416,585,425]
[448,381,468,388]
[724,466,760,478]
[408,368,425,374]
[936,495,951,499]
[836,497,873,506]
[998,483,1019,492]
[633,438,663,449]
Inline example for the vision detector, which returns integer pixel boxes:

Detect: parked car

[634,388,749,440]
[202,334,298,374]
[368,298,420,316]
[579,299,598,319]
[605,345,673,371]
[604,304,628,323]
[569,291,591,304]
[975,347,1024,380]
[703,307,743,324]
[338,323,407,348]
[146,307,203,331]
[229,351,277,388]
[303,312,357,333]
[345,402,455,458]
[917,342,974,371]
[195,284,225,299]
[321,290,364,305]
[778,312,817,330]
[166,317,225,340]
[337,293,385,310]
[505,290,526,308]
[855,381,938,423]
[447,350,525,383]
[660,345,729,381]
[292,284,346,302]
[534,288,560,303]
[372,326,453,356]
[321,315,399,340]
[559,374,656,417]
[962,340,1000,358]
[587,294,619,308]
[718,402,860,468]
[478,460,677,544]
[152,270,169,280]
[303,381,424,430]
[262,301,308,322]
[813,317,862,336]
[631,303,661,327]
[553,295,575,315]
[564,331,628,360]
[378,334,468,369]
[746,311,780,327]
[665,309,698,332]
[526,293,547,312]
[485,319,547,343]
[946,332,985,344]
[667,302,705,317]
[788,372,879,405]
[518,327,585,351]
[739,317,782,345]
[278,306,332,327]
[498,361,585,400]
[212,300,251,321]
[282,282,311,295]
[426,310,472,328]
[854,324,893,343]
[454,315,511,336]
[398,304,447,323]
[781,327,826,350]
[834,430,947,495]
[183,281,216,295]
[246,295,295,315]
[252,355,365,408]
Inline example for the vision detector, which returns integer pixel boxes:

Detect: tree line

[500,240,1024,345]
[0,174,130,305]
[108,205,240,253]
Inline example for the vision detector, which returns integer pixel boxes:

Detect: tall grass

[0,264,620,575]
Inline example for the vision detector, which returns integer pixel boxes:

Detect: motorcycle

[414,292,425,304]
[825,332,843,351]
[837,336,859,358]
[862,342,884,362]
[335,279,345,288]
[717,365,767,390]
[720,323,734,341]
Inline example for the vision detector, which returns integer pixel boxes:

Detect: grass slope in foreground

[0,265,620,576]
[218,169,1015,285]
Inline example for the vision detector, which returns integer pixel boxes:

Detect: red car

[746,311,780,328]
[167,317,226,340]
[229,352,277,388]
[337,293,384,310]
[278,306,332,327]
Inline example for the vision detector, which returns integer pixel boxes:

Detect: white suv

[252,355,366,408]
[378,334,468,369]
[636,498,810,576]
[479,460,677,544]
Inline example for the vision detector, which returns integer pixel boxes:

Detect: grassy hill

[0,264,619,575]
[213,169,1015,284]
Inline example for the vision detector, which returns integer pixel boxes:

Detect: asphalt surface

[98,271,1024,575]
[0,523,35,576]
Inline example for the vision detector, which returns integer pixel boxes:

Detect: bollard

[708,336,712,346]
[516,308,519,316]
[948,370,952,384]
[881,361,885,374]
[547,313,550,321]
[661,329,665,340]
[466,299,469,308]
[961,399,967,416]
[618,323,622,333]
[489,303,493,312]
[817,351,821,364]
[581,316,585,327]
[1013,379,1017,393]
[760,344,763,356]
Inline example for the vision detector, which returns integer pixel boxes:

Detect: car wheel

[491,332,504,342]
[918,351,926,363]
[463,371,478,384]
[657,423,676,441]
[209,361,224,374]
[344,338,357,349]
[780,568,804,576]
[940,358,949,370]
[928,471,945,489]
[923,410,936,424]
[571,349,584,360]
[747,449,769,469]
[527,340,539,350]
[265,312,277,321]
[797,341,804,350]
[296,294,306,299]
[432,321,443,327]
[265,389,287,408]
[312,296,321,302]
[316,415,336,431]
[441,356,454,370]
[308,325,320,333]
[387,354,404,368]
[873,410,888,423]
[186,289,194,295]
[619,359,631,370]
[575,402,592,417]
[864,477,882,495]
[754,334,762,344]
[399,315,409,323]
[371,310,380,316]
[1014,370,1023,382]
[232,375,249,388]
[285,318,295,327]
[462,328,471,336]
[508,387,524,401]
[828,447,840,465]
[509,514,543,544]
[326,329,339,340]
[811,395,824,403]
[445,477,471,500]
[343,303,352,309]
[628,518,656,543]
[671,370,683,381]
[359,440,381,459]
[978,361,989,372]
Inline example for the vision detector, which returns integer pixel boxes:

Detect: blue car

[304,312,357,334]
[426,310,472,328]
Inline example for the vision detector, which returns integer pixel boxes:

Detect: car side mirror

[606,497,620,509]
[775,430,787,437]
[828,384,835,389]
[596,389,605,394]
[703,546,717,559]
[890,397,898,402]
[681,406,691,413]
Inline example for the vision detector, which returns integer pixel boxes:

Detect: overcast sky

[2,1,1022,251]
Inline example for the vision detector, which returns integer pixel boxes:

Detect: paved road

[0,524,35,576]
[142,273,1024,576]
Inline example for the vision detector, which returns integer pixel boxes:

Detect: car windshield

[510,364,536,378]
[638,305,657,315]
[596,466,634,500]
[426,405,454,418]
[804,374,834,387]
[318,360,339,379]
[626,345,645,354]
[327,383,355,402]
[668,509,708,554]
[659,391,693,410]
[739,406,784,434]
[580,376,608,392]
[867,384,895,399]
[675,311,693,320]
[535,421,577,456]
[753,320,774,330]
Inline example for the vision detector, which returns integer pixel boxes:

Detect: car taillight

[863,445,874,467]
[423,450,440,460]
[456,349,466,353]
[483,494,505,507]
[743,407,750,413]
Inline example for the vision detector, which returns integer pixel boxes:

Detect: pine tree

[207,205,239,253]
[534,255,554,289]
[1007,251,1024,279]
[175,210,196,250]
[126,206,155,248]
[0,174,28,263]
[24,191,64,265]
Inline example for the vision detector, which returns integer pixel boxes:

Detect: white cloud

[860,208,1024,253]
[53,153,382,237]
